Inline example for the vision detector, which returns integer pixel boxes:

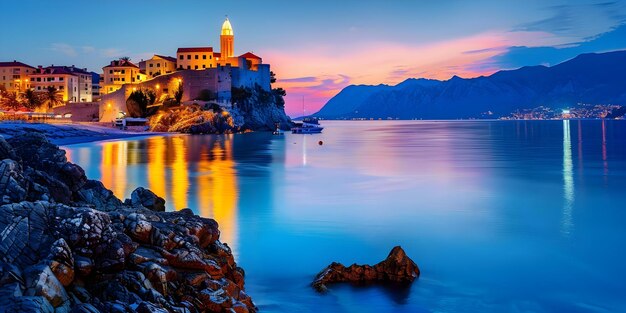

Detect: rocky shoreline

[0,133,256,312]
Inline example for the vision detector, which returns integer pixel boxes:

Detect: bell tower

[220,17,234,59]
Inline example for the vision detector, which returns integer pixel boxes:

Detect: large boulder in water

[312,246,420,292]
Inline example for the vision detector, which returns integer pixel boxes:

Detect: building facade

[176,47,217,70]
[30,66,93,103]
[146,55,177,78]
[101,59,146,95]
[0,61,35,93]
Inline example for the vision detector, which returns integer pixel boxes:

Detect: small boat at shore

[292,117,323,134]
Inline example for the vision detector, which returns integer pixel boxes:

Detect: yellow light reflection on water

[147,136,166,199]
[101,141,128,199]
[196,135,238,249]
[171,136,189,210]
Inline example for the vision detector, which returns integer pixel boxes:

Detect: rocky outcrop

[148,87,292,134]
[149,105,238,134]
[0,134,256,312]
[312,246,420,292]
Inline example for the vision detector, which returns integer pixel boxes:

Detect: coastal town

[0,18,274,124]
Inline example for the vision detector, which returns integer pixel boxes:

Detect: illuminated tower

[220,17,234,59]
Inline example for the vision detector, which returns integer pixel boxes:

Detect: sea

[63,120,626,312]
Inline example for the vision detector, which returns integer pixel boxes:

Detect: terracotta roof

[153,54,177,62]
[103,59,139,69]
[0,61,35,68]
[239,52,261,60]
[177,47,214,53]
[32,66,90,76]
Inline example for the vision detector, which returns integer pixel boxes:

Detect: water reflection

[561,120,574,237]
[65,135,240,250]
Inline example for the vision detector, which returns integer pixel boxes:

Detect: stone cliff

[0,133,256,313]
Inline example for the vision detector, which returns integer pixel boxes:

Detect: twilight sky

[1,0,626,116]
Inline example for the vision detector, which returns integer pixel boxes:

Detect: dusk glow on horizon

[2,0,626,116]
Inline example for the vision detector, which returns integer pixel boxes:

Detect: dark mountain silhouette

[313,51,626,119]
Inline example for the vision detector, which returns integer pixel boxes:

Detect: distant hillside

[313,51,626,119]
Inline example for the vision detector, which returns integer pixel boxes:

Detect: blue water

[63,120,626,312]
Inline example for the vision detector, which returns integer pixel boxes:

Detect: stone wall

[53,102,99,122]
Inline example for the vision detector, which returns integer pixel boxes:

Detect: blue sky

[1,0,625,115]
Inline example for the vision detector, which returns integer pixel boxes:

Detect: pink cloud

[264,30,562,116]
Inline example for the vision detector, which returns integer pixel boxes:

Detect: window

[210,55,212,59]
[187,66,191,69]
[110,70,113,74]
[149,64,153,68]
[59,77,64,81]
[179,55,183,60]
[195,65,198,69]
[121,70,125,74]
[110,78,113,82]
[195,55,198,59]
[187,55,191,60]
[149,72,152,76]
[156,63,161,68]
[122,78,125,82]
[203,55,206,60]
[202,65,206,69]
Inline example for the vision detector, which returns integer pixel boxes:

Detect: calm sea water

[63,120,626,313]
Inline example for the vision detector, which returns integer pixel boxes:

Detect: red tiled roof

[177,47,214,53]
[153,54,177,62]
[239,52,261,60]
[0,61,35,68]
[103,59,139,69]
[31,66,90,76]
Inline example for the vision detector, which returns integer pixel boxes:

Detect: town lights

[156,84,160,90]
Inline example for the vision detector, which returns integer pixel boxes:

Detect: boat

[291,117,323,134]
[291,98,324,134]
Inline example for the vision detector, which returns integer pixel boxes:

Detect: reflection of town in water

[65,135,239,250]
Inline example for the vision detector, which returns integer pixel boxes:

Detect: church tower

[220,17,234,59]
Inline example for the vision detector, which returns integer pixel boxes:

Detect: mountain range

[312,50,626,119]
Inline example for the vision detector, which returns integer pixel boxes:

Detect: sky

[1,0,626,116]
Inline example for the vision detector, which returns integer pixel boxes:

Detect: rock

[130,187,166,212]
[70,303,101,313]
[0,135,17,160]
[23,264,70,307]
[312,246,420,292]
[0,159,28,204]
[0,134,257,313]
[47,238,75,286]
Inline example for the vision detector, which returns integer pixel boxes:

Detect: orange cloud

[263,30,562,116]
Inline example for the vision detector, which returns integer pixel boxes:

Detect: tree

[21,89,42,110]
[231,86,252,110]
[0,91,22,110]
[272,87,287,108]
[174,82,184,104]
[120,56,131,62]
[270,71,276,84]
[43,86,63,109]
[126,89,157,118]
[195,89,216,101]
